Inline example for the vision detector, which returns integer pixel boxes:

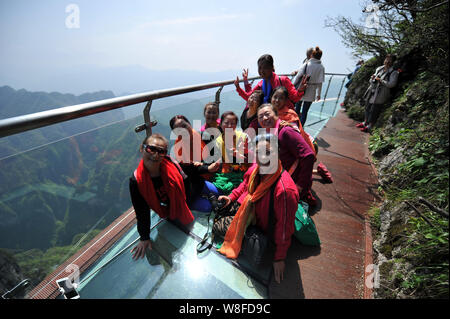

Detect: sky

[0,0,369,94]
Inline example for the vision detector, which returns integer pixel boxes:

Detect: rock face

[372,202,415,299]
[0,250,26,299]
[377,146,413,187]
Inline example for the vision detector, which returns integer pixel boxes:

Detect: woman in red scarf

[129,133,194,260]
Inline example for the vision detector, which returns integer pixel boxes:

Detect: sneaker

[356,122,365,128]
[317,162,333,183]
[360,126,369,133]
[301,190,317,207]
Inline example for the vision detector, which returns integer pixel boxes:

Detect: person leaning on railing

[217,134,299,284]
[234,54,307,110]
[292,46,325,127]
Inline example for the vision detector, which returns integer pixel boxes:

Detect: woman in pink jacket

[218,134,299,283]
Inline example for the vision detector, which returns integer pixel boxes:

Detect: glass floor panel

[189,210,274,286]
[77,211,267,299]
[303,98,343,138]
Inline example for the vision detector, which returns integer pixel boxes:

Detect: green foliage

[400,213,449,298]
[368,206,382,236]
[346,104,365,122]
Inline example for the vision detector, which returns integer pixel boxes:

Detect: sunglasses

[143,144,167,155]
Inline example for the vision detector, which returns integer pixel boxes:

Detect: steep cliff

[0,249,27,299]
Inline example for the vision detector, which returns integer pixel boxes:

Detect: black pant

[365,100,383,125]
[295,100,313,126]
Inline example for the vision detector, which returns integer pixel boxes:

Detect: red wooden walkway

[269,109,379,299]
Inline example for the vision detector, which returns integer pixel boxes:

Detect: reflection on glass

[78,218,266,299]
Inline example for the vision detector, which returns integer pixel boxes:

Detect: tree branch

[405,200,436,227]
[418,197,449,218]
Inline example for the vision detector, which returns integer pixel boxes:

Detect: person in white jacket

[293,46,325,126]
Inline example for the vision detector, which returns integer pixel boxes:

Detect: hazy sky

[0,0,368,92]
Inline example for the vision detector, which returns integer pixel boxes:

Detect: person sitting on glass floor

[129,133,194,259]
[217,134,299,284]
[212,111,251,195]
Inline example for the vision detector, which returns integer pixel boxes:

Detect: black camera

[207,193,225,214]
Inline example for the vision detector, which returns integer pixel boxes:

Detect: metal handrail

[0,72,347,138]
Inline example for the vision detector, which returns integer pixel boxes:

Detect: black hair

[250,89,264,106]
[312,46,323,60]
[385,54,397,63]
[169,115,191,129]
[141,133,169,151]
[257,103,278,116]
[204,102,219,115]
[270,86,289,100]
[257,54,274,68]
[220,111,239,125]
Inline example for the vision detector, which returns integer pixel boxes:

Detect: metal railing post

[320,75,334,118]
[332,76,347,116]
[215,86,224,106]
[134,100,157,137]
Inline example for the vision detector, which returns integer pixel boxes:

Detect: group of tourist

[129,52,333,284]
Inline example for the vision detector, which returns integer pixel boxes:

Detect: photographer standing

[293,46,325,126]
[358,54,399,133]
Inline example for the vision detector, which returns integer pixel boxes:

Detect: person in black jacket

[129,132,219,260]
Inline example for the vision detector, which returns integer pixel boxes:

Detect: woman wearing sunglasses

[129,133,195,260]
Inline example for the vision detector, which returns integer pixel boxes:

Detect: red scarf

[218,162,283,259]
[135,157,194,225]
[174,128,208,163]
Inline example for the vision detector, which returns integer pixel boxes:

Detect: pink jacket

[236,72,304,109]
[229,165,299,261]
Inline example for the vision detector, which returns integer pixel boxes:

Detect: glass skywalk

[0,74,346,299]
